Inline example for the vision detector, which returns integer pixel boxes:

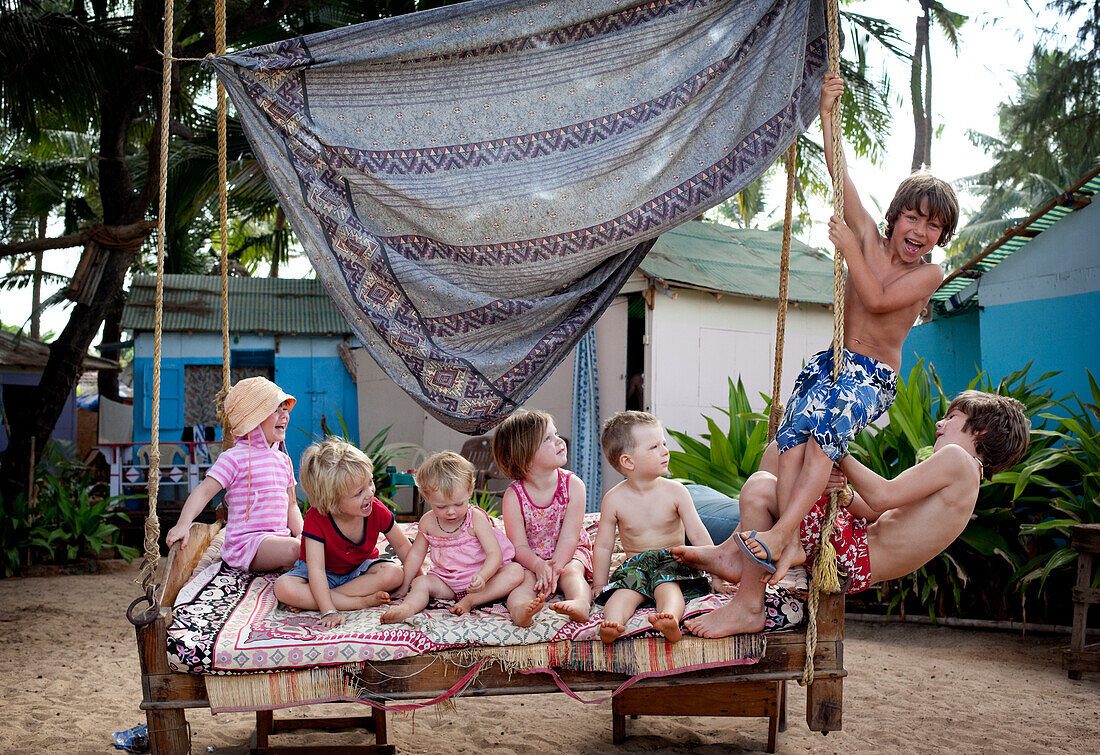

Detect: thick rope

[802,0,846,687]
[767,142,797,441]
[134,0,176,615]
[216,0,230,401]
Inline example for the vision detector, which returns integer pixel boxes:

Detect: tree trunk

[270,206,286,278]
[31,216,46,341]
[0,238,135,501]
[98,300,123,403]
[911,7,931,173]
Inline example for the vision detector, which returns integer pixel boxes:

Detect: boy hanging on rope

[674,391,1030,637]
[729,73,959,583]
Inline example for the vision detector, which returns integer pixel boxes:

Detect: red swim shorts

[800,494,872,593]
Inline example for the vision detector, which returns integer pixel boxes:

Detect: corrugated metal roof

[640,221,835,305]
[122,275,351,335]
[0,330,118,371]
[933,164,1100,302]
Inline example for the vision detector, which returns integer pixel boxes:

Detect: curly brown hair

[945,391,1030,478]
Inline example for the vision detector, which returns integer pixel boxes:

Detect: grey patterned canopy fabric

[213,0,829,433]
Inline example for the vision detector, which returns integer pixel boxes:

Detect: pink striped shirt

[206,427,296,569]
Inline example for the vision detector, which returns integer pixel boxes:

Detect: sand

[0,561,1096,754]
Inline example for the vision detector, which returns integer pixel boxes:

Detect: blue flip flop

[735,530,777,573]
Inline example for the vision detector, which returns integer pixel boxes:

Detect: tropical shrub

[666,377,770,498]
[1,445,139,575]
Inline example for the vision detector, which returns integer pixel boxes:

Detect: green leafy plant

[666,377,770,498]
[0,490,34,577]
[32,471,139,563]
[471,486,501,517]
[1006,371,1100,593]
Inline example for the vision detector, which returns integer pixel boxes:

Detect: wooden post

[136,609,191,755]
[806,591,844,732]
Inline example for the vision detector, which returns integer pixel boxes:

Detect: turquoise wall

[903,309,981,395]
[903,292,1100,403]
[980,291,1100,403]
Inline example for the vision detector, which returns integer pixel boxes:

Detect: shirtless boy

[592,411,718,644]
[742,72,960,582]
[675,391,1029,638]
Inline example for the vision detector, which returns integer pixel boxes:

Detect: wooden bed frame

[136,522,845,754]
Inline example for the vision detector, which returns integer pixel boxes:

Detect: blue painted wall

[980,291,1100,402]
[132,333,359,474]
[903,198,1100,402]
[903,309,981,393]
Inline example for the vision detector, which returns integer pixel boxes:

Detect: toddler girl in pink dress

[381,452,541,626]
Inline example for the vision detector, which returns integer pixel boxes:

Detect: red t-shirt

[300,499,395,575]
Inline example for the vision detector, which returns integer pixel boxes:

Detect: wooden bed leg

[806,677,843,732]
[777,680,787,732]
[136,610,191,755]
[611,696,626,744]
[373,707,387,746]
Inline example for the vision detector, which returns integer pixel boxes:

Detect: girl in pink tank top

[494,410,593,623]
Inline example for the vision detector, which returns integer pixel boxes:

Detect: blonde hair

[492,409,552,480]
[299,437,374,515]
[601,410,662,474]
[416,451,476,500]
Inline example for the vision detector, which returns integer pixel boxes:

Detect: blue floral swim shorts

[775,348,897,461]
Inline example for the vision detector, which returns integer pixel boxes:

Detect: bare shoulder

[928,443,979,481]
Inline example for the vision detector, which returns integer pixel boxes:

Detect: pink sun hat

[222,376,296,438]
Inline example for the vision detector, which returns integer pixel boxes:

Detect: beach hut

[905,165,1100,399]
[121,274,359,491]
[0,330,117,455]
[355,220,837,502]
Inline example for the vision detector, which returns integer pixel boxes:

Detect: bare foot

[380,601,416,624]
[684,600,766,639]
[599,620,626,644]
[449,597,477,616]
[354,590,391,610]
[648,612,683,643]
[512,594,546,627]
[671,543,743,583]
[763,539,807,585]
[549,599,590,623]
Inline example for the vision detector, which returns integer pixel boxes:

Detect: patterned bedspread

[166,518,806,674]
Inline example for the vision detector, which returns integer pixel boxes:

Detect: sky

[6,0,1085,345]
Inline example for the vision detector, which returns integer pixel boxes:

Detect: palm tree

[909,1,967,172]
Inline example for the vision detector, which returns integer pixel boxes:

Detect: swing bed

[129,0,853,752]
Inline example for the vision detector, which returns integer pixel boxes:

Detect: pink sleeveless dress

[425,508,515,598]
[510,469,594,582]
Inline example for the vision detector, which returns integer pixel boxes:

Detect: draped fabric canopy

[213,0,828,433]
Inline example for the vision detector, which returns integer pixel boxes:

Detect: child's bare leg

[335,562,404,609]
[452,562,526,616]
[272,575,313,609]
[673,471,780,581]
[549,560,591,622]
[686,473,788,638]
[744,439,833,582]
[381,575,447,623]
[648,582,685,643]
[599,588,646,643]
[249,535,302,572]
[506,570,545,627]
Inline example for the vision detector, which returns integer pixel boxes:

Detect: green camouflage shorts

[594,548,710,605]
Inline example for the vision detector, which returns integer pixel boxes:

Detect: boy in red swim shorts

[673,391,1030,638]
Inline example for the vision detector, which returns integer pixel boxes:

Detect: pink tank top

[510,469,593,562]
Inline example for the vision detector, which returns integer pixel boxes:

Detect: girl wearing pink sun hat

[166,376,303,571]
